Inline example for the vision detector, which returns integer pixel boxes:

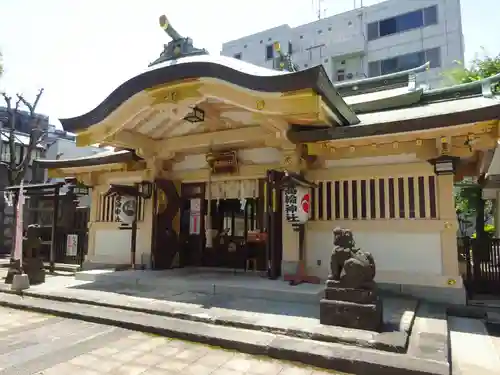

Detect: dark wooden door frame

[180,182,206,267]
[265,170,283,279]
[151,179,182,269]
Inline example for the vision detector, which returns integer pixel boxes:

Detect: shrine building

[36,16,500,305]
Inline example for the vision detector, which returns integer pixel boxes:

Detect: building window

[300,35,304,39]
[368,61,380,77]
[379,17,397,38]
[395,10,424,33]
[288,42,293,55]
[268,37,272,41]
[368,47,441,77]
[367,5,438,41]
[425,47,441,68]
[336,69,345,81]
[265,44,274,60]
[259,40,263,44]
[244,44,248,49]
[423,6,438,26]
[233,53,242,59]
[318,29,323,34]
[367,22,379,40]
[328,27,332,31]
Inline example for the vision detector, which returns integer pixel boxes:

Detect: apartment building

[221,0,464,88]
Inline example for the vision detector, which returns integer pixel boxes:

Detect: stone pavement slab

[0,293,447,375]
[0,276,417,353]
[407,303,449,364]
[0,306,348,375]
[449,317,500,375]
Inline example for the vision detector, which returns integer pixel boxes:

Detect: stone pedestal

[4,259,21,284]
[11,274,30,291]
[4,258,45,285]
[320,281,383,332]
[23,257,46,285]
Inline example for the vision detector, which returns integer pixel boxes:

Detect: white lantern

[284,185,310,224]
[116,196,136,224]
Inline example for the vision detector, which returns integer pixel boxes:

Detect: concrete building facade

[221,0,464,88]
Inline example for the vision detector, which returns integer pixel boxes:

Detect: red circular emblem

[301,193,310,214]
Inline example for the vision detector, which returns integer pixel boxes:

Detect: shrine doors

[151,179,182,269]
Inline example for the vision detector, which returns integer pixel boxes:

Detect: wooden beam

[107,130,156,154]
[156,126,268,155]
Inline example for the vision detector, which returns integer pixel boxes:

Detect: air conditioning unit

[114,195,136,225]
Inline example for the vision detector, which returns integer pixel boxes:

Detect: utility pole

[312,0,325,20]
[354,0,364,9]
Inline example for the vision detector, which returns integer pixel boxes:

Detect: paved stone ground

[0,270,417,353]
[448,317,500,375]
[0,306,348,375]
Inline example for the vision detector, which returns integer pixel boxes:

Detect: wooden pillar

[130,184,139,269]
[49,186,60,273]
[281,148,301,276]
[437,173,460,278]
[282,147,320,285]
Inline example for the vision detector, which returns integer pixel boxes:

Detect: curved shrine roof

[35,149,138,169]
[59,54,359,132]
[53,52,500,170]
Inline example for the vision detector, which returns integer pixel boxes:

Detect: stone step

[487,311,500,324]
[0,292,449,375]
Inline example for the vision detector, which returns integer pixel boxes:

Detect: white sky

[0,0,498,126]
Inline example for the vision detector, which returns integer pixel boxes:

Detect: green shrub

[472,224,496,238]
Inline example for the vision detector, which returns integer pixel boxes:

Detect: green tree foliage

[451,50,500,239]
[455,179,492,222]
[446,49,500,90]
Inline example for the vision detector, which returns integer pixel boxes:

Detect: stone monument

[5,224,45,286]
[22,224,46,285]
[319,227,383,331]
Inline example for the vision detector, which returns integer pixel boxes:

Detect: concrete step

[0,292,448,375]
[0,261,80,273]
[487,311,500,324]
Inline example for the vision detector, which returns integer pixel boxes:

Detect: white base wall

[306,229,449,286]
[87,229,150,266]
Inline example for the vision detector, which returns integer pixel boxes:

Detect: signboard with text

[284,185,310,224]
[66,234,78,256]
[189,198,201,234]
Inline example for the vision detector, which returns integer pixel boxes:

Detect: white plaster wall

[306,229,443,284]
[92,228,149,265]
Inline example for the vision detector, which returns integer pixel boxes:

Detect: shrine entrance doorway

[178,176,284,277]
[202,197,266,270]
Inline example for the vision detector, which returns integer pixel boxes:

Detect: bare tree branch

[1,92,12,109]
[1,88,45,185]
[16,88,44,115]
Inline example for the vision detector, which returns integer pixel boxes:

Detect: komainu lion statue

[328,227,376,289]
